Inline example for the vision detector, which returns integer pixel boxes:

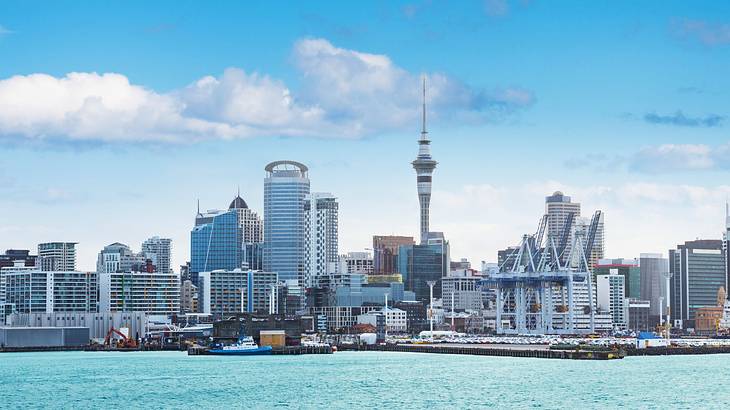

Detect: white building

[229,194,264,244]
[99,271,180,316]
[38,242,77,272]
[1,266,98,314]
[357,307,407,333]
[198,269,279,315]
[597,273,628,330]
[141,237,172,274]
[304,193,339,287]
[334,252,373,275]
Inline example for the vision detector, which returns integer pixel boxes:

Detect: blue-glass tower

[190,208,242,274]
[263,161,310,285]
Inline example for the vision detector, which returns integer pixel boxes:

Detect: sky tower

[412,77,438,244]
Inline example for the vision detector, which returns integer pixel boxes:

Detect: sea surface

[1,350,729,409]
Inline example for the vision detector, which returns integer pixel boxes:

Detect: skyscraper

[229,190,264,244]
[725,202,730,293]
[263,161,310,285]
[412,78,437,245]
[304,192,339,287]
[38,242,77,271]
[190,209,241,274]
[639,253,669,322]
[96,243,147,273]
[141,236,172,274]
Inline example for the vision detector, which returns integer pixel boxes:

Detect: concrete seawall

[338,344,624,360]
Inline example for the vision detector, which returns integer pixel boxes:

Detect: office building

[669,240,726,328]
[596,273,628,330]
[99,271,180,316]
[398,234,449,303]
[263,161,310,286]
[96,243,148,273]
[0,249,37,269]
[412,79,438,245]
[595,258,640,299]
[141,237,172,274]
[304,192,339,287]
[357,307,407,333]
[725,203,730,293]
[373,236,415,275]
[37,242,77,271]
[191,208,242,275]
[639,253,670,322]
[198,269,279,316]
[497,246,520,271]
[441,269,483,311]
[628,299,651,331]
[1,267,98,313]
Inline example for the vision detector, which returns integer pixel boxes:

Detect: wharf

[627,346,730,356]
[339,343,625,360]
[187,345,333,356]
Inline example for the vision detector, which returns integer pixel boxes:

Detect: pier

[338,343,625,360]
[187,345,333,356]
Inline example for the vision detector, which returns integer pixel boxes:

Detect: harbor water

[1,350,729,408]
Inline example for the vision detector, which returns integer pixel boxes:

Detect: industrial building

[7,311,148,340]
[0,327,89,348]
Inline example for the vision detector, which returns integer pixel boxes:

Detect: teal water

[1,351,729,409]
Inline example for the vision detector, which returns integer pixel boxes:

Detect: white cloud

[629,143,730,173]
[0,38,533,144]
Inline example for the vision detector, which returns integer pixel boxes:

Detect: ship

[208,336,273,356]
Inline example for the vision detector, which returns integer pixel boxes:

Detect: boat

[208,336,273,355]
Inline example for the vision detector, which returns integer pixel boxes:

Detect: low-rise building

[7,311,148,339]
[357,307,407,333]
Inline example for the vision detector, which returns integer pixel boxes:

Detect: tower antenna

[421,75,427,139]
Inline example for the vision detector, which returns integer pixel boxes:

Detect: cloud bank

[643,111,724,127]
[0,38,534,144]
[672,19,730,47]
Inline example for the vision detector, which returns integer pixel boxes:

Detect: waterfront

[2,351,730,408]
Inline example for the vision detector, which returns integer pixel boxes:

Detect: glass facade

[191,210,242,274]
[398,243,448,303]
[670,240,727,325]
[263,162,310,285]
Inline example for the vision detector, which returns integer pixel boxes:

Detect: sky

[0,1,729,271]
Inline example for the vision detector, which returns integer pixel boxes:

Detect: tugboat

[208,335,273,356]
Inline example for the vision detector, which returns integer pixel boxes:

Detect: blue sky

[0,1,729,270]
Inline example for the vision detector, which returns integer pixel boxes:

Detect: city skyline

[1,1,730,270]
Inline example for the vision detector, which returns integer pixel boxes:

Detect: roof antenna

[197,198,200,215]
[237,185,241,198]
[421,75,427,139]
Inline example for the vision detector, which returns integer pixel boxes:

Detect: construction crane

[104,327,138,349]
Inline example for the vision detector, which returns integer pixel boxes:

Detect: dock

[187,345,333,356]
[338,343,625,360]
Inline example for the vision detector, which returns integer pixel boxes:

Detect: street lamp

[427,280,436,343]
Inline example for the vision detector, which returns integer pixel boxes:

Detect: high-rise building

[198,269,279,316]
[99,271,180,315]
[373,236,415,275]
[1,266,98,313]
[96,243,148,273]
[398,234,449,303]
[37,242,77,272]
[263,161,310,285]
[594,258,640,299]
[303,193,339,287]
[412,79,438,245]
[229,191,264,244]
[596,272,628,330]
[441,269,483,311]
[180,280,198,313]
[669,240,727,328]
[639,253,669,322]
[545,191,581,247]
[0,249,37,269]
[141,237,172,274]
[191,209,241,274]
[338,252,373,275]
